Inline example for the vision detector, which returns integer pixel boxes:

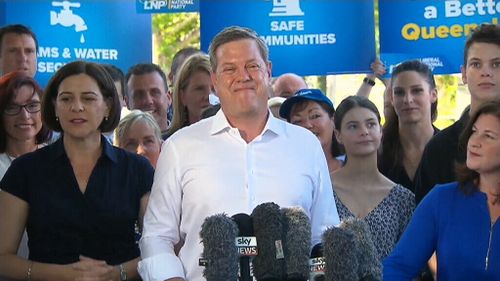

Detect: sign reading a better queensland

[379,0,499,75]
[0,0,152,86]
[200,0,375,76]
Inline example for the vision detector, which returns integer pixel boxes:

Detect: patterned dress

[333,184,415,261]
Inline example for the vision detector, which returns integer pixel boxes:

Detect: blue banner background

[1,0,152,87]
[200,0,375,76]
[379,0,499,75]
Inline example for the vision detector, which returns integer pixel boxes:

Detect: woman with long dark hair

[331,96,414,261]
[379,60,438,192]
[332,96,415,261]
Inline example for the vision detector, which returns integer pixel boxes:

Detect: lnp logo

[141,0,168,10]
[50,1,87,43]
[269,0,304,17]
[139,0,196,11]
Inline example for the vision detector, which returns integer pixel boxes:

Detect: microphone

[232,213,258,281]
[251,202,285,281]
[281,207,311,281]
[309,243,325,281]
[322,225,359,281]
[341,219,381,281]
[199,213,240,281]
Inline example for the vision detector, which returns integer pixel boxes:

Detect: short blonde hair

[114,110,162,147]
[167,53,212,137]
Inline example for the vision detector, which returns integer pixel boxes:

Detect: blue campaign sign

[200,0,376,76]
[0,0,152,87]
[136,0,199,13]
[379,0,499,75]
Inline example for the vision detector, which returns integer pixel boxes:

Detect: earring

[56,116,59,122]
[104,116,109,121]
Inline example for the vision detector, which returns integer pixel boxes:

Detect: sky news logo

[137,0,199,13]
[235,236,258,256]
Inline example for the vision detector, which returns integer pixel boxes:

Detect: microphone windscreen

[232,213,254,236]
[281,207,311,281]
[200,213,239,281]
[322,226,359,281]
[251,202,285,281]
[310,244,325,281]
[311,243,323,258]
[340,219,381,281]
[232,213,256,281]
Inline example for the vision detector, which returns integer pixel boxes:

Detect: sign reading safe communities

[200,0,375,76]
[379,0,500,75]
[0,0,152,86]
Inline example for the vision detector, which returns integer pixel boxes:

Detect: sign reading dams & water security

[200,0,376,76]
[0,0,152,86]
[380,0,500,75]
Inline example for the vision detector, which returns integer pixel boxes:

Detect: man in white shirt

[138,26,340,281]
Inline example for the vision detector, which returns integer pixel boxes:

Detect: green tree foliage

[434,75,460,128]
[152,13,200,71]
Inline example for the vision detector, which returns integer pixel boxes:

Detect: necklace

[4,144,41,164]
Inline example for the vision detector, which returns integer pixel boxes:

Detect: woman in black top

[0,61,153,280]
[379,60,439,193]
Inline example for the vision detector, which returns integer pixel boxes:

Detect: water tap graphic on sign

[50,1,88,43]
[269,0,304,17]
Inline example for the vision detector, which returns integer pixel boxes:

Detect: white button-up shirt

[138,110,339,281]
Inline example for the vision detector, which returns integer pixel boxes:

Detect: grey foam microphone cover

[251,202,285,281]
[199,213,240,281]
[281,207,311,281]
[322,226,359,281]
[341,219,382,281]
